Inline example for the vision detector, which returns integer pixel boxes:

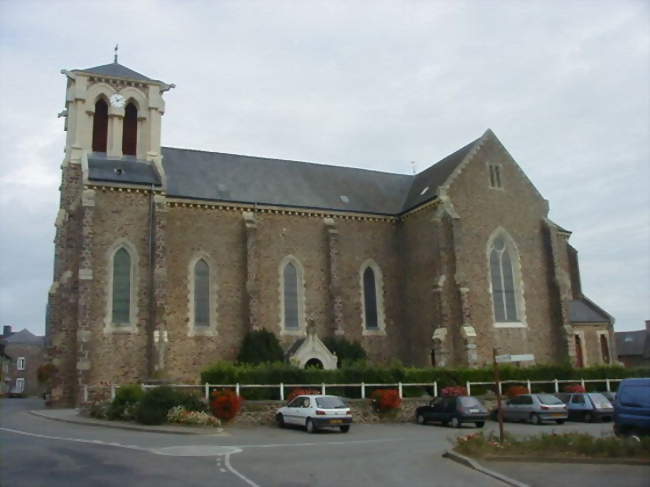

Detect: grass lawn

[454,431,650,461]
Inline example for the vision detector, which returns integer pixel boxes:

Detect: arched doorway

[305,358,323,369]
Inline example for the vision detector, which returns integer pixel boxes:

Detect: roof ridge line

[162,146,414,178]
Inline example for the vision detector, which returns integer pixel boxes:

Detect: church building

[46,59,616,406]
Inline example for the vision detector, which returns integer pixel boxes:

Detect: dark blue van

[613,378,650,437]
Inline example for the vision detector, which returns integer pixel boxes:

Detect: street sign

[494,353,535,363]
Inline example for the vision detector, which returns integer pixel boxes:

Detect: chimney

[2,325,11,337]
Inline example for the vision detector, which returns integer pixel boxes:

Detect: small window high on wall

[122,102,138,156]
[92,99,108,153]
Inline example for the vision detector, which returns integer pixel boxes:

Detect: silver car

[502,393,568,425]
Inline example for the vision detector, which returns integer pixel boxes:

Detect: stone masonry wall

[446,135,562,366]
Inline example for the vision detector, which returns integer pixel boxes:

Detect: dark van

[613,378,650,437]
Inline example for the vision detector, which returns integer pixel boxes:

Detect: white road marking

[224,453,260,487]
[0,427,149,452]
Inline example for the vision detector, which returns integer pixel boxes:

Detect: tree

[323,337,367,366]
[237,329,284,364]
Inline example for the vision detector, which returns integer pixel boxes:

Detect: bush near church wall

[200,361,650,400]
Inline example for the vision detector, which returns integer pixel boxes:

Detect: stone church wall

[86,189,152,385]
[446,136,563,366]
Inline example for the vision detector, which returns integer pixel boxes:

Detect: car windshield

[315,396,347,409]
[589,393,612,409]
[537,394,563,405]
[459,397,482,408]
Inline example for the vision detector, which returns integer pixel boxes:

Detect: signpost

[492,351,535,443]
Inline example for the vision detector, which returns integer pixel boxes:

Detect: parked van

[613,378,650,437]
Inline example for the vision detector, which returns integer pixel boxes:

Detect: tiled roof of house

[3,329,44,346]
[615,330,648,357]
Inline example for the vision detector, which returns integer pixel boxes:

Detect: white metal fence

[83,377,624,403]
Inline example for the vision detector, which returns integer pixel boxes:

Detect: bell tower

[47,55,173,406]
[60,55,174,165]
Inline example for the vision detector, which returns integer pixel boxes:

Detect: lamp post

[493,347,505,443]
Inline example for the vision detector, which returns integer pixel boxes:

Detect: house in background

[616,321,650,368]
[0,326,46,396]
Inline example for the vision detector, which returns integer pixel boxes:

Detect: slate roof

[615,330,648,357]
[569,298,611,323]
[73,62,161,84]
[85,135,479,214]
[88,153,161,186]
[3,329,44,346]
[401,138,479,210]
[162,147,420,215]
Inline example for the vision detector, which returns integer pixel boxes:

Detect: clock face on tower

[109,93,126,108]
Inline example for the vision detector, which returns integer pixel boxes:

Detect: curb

[482,455,650,466]
[443,450,529,487]
[29,410,227,436]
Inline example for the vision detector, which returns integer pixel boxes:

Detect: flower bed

[454,431,650,461]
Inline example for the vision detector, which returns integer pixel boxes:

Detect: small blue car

[614,378,650,437]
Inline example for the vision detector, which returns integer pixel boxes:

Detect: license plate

[552,413,564,417]
[469,409,479,413]
[330,419,342,424]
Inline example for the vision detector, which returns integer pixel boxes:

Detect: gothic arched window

[283,261,300,329]
[112,247,132,324]
[92,98,108,153]
[489,235,520,323]
[363,267,379,329]
[122,102,138,156]
[193,259,210,327]
[360,260,386,334]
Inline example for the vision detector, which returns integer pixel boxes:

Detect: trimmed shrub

[108,384,144,420]
[322,337,367,366]
[200,361,650,399]
[210,389,242,422]
[371,389,401,412]
[287,388,320,401]
[237,330,284,364]
[505,385,530,398]
[441,386,468,397]
[564,384,587,393]
[135,386,181,425]
[177,392,209,412]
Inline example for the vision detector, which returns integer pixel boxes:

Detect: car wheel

[556,419,565,425]
[416,414,425,425]
[584,413,593,423]
[475,421,485,428]
[306,418,316,433]
[441,420,449,427]
[531,414,542,425]
[276,413,285,428]
[450,417,461,428]
[340,425,350,433]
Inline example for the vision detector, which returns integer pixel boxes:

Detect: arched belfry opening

[122,102,138,156]
[92,98,108,153]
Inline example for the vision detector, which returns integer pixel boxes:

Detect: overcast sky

[0,0,648,337]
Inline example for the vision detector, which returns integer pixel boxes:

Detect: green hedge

[200,361,650,399]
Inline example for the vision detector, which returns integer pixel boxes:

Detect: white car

[276,395,352,433]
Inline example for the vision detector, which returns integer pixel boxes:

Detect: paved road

[1,398,505,487]
[1,398,643,487]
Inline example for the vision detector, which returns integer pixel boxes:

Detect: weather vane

[114,44,119,63]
